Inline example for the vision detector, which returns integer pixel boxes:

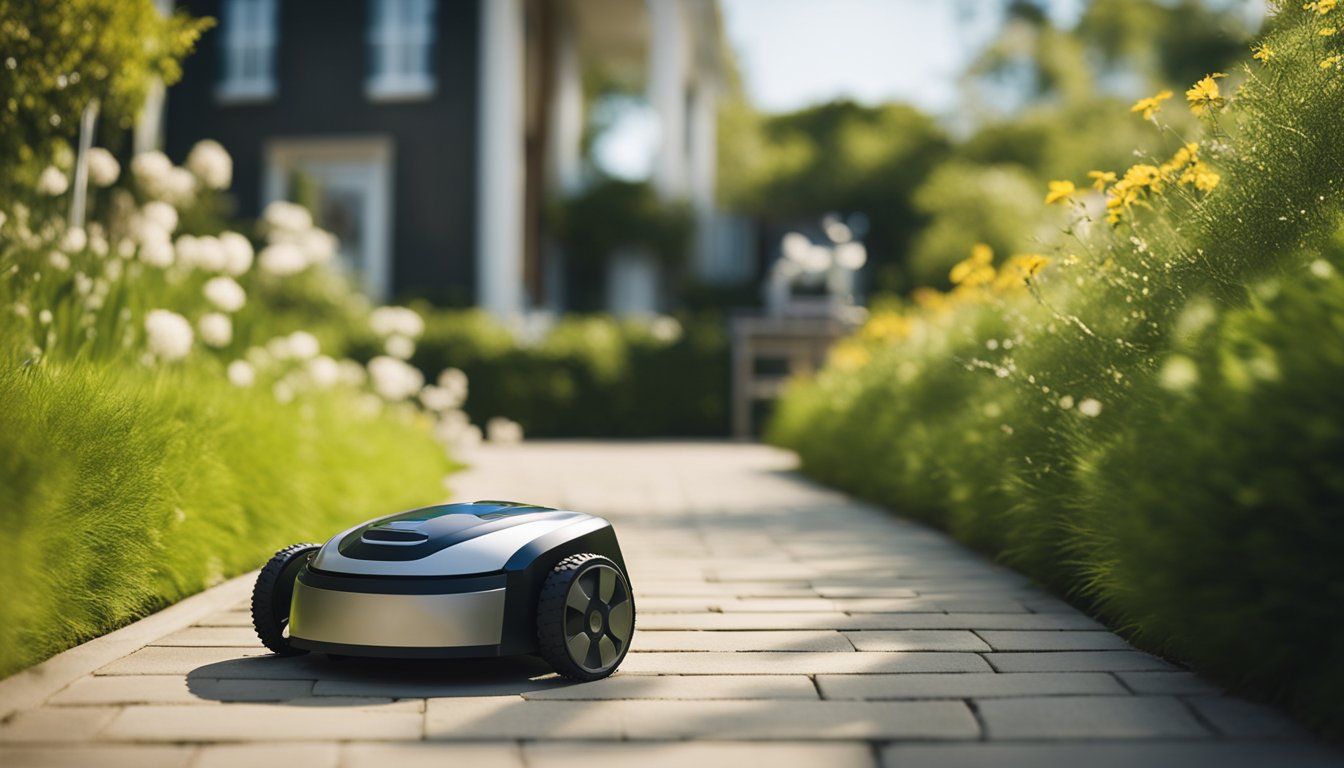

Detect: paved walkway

[1,442,1340,768]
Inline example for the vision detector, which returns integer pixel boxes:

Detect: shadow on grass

[186,652,576,703]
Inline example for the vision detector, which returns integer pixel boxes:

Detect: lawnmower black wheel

[536,553,635,681]
[252,543,320,656]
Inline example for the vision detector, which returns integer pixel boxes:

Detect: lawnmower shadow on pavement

[185,652,579,703]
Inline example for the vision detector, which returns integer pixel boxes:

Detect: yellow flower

[1186,73,1227,116]
[1088,170,1117,191]
[1122,163,1164,192]
[994,254,1053,290]
[1130,89,1173,120]
[1305,0,1337,14]
[911,287,948,312]
[860,311,912,342]
[950,244,997,287]
[1323,54,1343,69]
[1044,179,1076,205]
[829,342,871,371]
[1322,26,1338,35]
[1188,163,1221,192]
[1252,44,1274,63]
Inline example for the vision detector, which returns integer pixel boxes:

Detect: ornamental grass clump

[771,1,1344,733]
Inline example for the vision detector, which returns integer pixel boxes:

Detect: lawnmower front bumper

[287,567,515,658]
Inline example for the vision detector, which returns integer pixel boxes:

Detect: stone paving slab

[103,703,424,741]
[842,630,990,652]
[816,672,1128,700]
[630,629,854,652]
[976,696,1209,739]
[984,651,1177,673]
[617,651,992,674]
[1,441,1338,767]
[423,697,980,740]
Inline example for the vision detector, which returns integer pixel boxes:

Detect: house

[155,0,747,313]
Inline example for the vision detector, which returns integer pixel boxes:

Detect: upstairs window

[217,0,278,102]
[367,0,436,100]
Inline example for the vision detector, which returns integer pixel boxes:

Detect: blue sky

[719,0,1083,115]
[595,0,1091,178]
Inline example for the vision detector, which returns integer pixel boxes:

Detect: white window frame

[217,0,279,103]
[366,0,437,101]
[264,137,395,301]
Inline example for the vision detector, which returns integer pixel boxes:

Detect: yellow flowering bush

[772,1,1344,735]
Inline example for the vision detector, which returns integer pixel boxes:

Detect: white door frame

[264,136,395,301]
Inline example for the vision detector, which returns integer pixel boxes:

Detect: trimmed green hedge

[771,3,1344,735]
[369,310,730,438]
[0,361,452,678]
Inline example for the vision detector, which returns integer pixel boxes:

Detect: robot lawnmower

[251,500,635,681]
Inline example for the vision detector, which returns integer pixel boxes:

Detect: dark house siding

[165,0,480,304]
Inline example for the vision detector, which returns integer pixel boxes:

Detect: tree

[0,0,211,190]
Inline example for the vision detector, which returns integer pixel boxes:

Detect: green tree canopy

[0,0,211,184]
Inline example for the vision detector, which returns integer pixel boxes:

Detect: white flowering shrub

[1,138,496,457]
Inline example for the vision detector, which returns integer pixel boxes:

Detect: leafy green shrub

[771,2,1344,734]
[388,310,729,437]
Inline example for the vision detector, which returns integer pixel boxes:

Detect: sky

[718,0,1078,116]
[595,0,1091,179]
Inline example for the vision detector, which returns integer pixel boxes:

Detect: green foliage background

[354,310,730,437]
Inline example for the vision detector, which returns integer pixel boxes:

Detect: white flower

[48,251,71,271]
[384,334,415,360]
[37,166,69,196]
[419,384,461,413]
[89,231,108,256]
[1057,395,1075,410]
[434,410,481,450]
[1310,259,1335,280]
[258,243,308,276]
[266,335,293,360]
[219,232,254,276]
[162,167,197,204]
[486,417,524,445]
[183,235,227,272]
[338,358,367,386]
[650,316,682,343]
[74,272,93,295]
[138,201,179,238]
[185,139,232,189]
[307,355,340,388]
[199,312,233,348]
[299,228,338,265]
[437,367,468,404]
[0,210,7,229]
[139,233,175,268]
[61,226,87,252]
[130,151,173,196]
[39,309,53,325]
[287,330,320,359]
[86,147,120,187]
[370,306,425,339]
[368,355,424,401]
[263,200,313,234]
[144,309,193,360]
[227,359,256,387]
[1077,398,1103,418]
